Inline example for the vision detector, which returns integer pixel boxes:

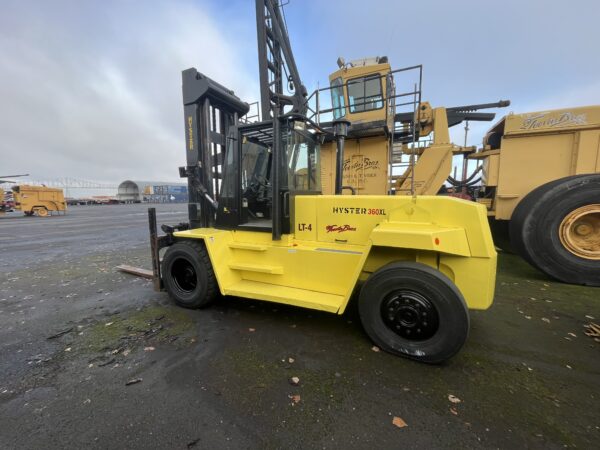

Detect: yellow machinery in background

[318,57,599,286]
[149,0,498,364]
[12,185,67,217]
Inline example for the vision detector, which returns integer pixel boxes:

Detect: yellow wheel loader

[149,0,497,363]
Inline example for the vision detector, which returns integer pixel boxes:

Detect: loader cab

[216,119,321,233]
[328,56,394,134]
[320,57,396,195]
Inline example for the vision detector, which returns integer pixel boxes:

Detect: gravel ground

[0,203,598,449]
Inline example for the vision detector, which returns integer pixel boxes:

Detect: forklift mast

[179,0,310,236]
[255,0,307,120]
[180,69,249,229]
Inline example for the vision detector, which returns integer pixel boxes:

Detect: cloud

[0,0,258,184]
[1,0,598,189]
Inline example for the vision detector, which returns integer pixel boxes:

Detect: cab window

[347,74,383,113]
[330,77,346,119]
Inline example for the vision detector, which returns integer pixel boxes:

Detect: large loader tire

[358,262,469,364]
[509,174,600,286]
[162,240,218,309]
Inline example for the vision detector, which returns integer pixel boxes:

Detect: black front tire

[359,262,469,364]
[162,240,218,309]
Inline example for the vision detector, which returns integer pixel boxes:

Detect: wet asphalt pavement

[0,203,599,449]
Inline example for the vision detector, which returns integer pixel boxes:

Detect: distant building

[117,180,188,203]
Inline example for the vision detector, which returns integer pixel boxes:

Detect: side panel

[321,136,389,195]
[308,195,496,311]
[495,133,573,220]
[575,130,600,173]
[174,227,367,313]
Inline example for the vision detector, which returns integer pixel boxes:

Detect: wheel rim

[37,208,48,217]
[559,204,600,260]
[171,258,198,293]
[380,289,440,341]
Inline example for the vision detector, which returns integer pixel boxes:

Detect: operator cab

[216,119,322,232]
[328,56,394,137]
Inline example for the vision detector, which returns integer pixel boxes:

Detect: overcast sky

[1,0,599,185]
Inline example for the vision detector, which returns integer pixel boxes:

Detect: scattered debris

[125,378,143,386]
[450,407,458,415]
[83,398,91,404]
[567,332,577,338]
[122,349,131,356]
[584,323,600,338]
[64,347,72,352]
[116,264,154,279]
[371,345,380,352]
[541,317,550,323]
[288,394,301,405]
[289,376,300,386]
[144,346,155,352]
[525,316,532,320]
[585,315,595,320]
[566,365,572,369]
[288,357,295,363]
[105,322,114,327]
[248,328,256,332]
[97,358,115,367]
[392,416,408,428]
[187,438,201,449]
[448,394,461,404]
[46,327,74,340]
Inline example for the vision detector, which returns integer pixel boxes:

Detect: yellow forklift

[149,0,497,363]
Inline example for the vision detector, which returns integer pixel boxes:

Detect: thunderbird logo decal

[326,224,357,233]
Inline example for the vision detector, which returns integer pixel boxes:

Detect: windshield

[347,74,383,113]
[330,77,346,120]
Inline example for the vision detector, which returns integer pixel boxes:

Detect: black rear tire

[162,240,218,309]
[509,174,600,286]
[358,261,469,364]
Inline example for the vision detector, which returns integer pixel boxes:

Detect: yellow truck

[12,185,67,217]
